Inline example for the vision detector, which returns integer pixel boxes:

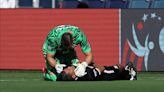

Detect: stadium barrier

[0,9,163,71]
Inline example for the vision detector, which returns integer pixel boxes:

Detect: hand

[74,62,88,77]
[55,64,66,74]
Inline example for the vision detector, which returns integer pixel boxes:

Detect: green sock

[50,74,57,81]
[44,73,50,80]
[44,73,57,81]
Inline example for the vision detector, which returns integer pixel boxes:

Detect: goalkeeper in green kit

[42,25,93,81]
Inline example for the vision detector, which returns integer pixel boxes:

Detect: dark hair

[61,33,73,50]
[60,72,74,81]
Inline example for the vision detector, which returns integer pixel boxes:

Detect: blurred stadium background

[0,0,164,8]
[0,0,164,92]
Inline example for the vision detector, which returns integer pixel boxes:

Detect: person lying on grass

[43,62,137,81]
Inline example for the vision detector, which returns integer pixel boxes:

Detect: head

[61,33,73,50]
[60,66,76,81]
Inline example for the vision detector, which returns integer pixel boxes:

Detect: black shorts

[98,66,131,80]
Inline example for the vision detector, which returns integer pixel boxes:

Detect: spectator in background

[33,0,39,8]
[18,0,40,8]
[0,0,18,8]
[58,0,64,8]
[39,0,52,8]
[18,0,33,8]
[77,1,89,8]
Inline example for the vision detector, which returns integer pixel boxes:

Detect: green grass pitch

[0,70,164,92]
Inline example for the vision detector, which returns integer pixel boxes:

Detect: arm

[46,53,66,73]
[78,31,93,64]
[83,51,93,65]
[46,53,57,67]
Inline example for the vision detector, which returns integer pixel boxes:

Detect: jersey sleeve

[79,32,91,53]
[42,30,57,55]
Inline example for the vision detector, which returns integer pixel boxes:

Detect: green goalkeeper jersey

[43,25,91,55]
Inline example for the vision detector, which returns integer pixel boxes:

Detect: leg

[98,65,121,80]
[42,53,58,81]
[42,61,58,81]
[124,62,137,80]
[43,71,57,81]
[99,64,130,80]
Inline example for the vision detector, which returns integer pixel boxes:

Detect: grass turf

[0,70,164,92]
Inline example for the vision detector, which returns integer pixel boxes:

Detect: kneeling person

[42,25,93,81]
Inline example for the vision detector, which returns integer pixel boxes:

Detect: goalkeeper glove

[74,62,88,77]
[55,64,66,74]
